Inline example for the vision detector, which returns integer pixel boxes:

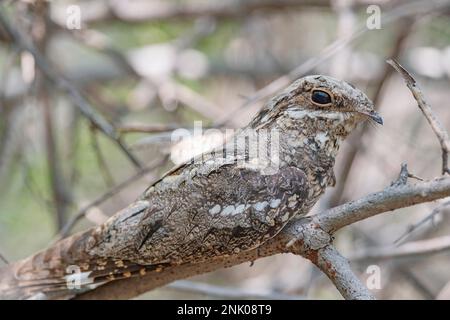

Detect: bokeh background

[1,0,450,299]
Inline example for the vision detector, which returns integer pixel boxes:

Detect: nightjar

[0,75,382,299]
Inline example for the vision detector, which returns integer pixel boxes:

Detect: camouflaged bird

[0,75,382,299]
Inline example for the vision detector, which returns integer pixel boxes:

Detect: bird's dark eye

[311,90,332,105]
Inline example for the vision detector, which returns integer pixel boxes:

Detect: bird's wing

[132,162,310,265]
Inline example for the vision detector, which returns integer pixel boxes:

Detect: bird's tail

[0,229,149,300]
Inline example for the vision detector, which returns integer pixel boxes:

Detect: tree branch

[394,199,450,245]
[351,235,450,261]
[313,176,450,233]
[75,176,450,300]
[387,59,450,175]
[314,245,375,300]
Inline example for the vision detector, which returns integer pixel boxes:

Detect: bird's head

[250,75,382,134]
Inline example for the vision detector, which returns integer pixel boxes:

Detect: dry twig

[0,253,8,265]
[55,156,168,240]
[351,235,450,261]
[394,200,450,245]
[90,128,116,188]
[387,59,450,175]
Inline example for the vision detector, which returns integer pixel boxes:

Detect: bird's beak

[369,111,383,125]
[359,110,383,125]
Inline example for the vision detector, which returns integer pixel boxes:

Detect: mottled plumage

[0,75,381,299]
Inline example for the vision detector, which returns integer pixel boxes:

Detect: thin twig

[387,59,450,175]
[0,252,8,265]
[394,200,450,245]
[118,123,219,135]
[325,18,414,207]
[399,269,435,300]
[90,128,115,187]
[32,5,71,230]
[118,123,189,134]
[49,23,140,80]
[22,155,53,211]
[54,156,168,240]
[42,87,72,230]
[352,227,434,299]
[67,110,81,187]
[391,163,410,187]
[159,80,226,121]
[0,9,142,169]
[74,29,140,79]
[0,86,23,184]
[351,235,450,261]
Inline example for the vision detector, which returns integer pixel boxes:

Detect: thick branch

[1,173,449,300]
[314,245,374,300]
[76,176,450,299]
[314,177,450,233]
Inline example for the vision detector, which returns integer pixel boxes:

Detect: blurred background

[0,0,450,299]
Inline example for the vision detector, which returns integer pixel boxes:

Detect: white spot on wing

[270,198,281,208]
[234,204,246,215]
[209,204,221,215]
[221,205,235,216]
[64,271,94,288]
[286,109,309,119]
[253,201,269,211]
